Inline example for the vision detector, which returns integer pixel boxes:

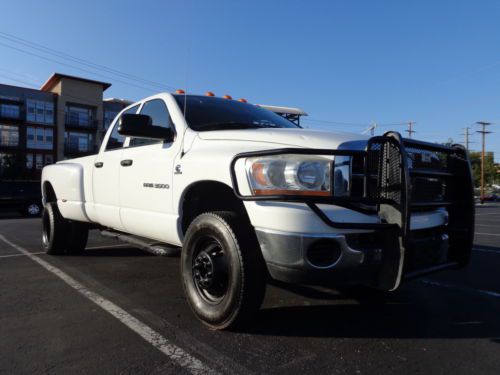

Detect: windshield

[173,95,300,131]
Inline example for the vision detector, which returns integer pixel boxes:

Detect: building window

[104,110,119,129]
[26,100,54,124]
[26,126,53,150]
[64,131,94,153]
[0,124,19,147]
[35,154,43,169]
[26,153,33,169]
[65,105,94,127]
[0,103,20,119]
[36,127,43,143]
[44,154,54,165]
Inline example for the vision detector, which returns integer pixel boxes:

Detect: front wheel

[181,211,267,330]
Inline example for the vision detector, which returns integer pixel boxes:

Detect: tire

[181,211,267,330]
[42,202,88,255]
[66,221,89,255]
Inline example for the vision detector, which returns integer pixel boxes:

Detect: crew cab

[41,92,475,329]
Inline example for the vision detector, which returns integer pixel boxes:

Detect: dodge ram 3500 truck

[41,93,475,329]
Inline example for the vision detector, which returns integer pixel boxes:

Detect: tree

[469,151,496,187]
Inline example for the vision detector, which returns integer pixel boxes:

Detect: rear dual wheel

[42,202,88,255]
[181,211,267,330]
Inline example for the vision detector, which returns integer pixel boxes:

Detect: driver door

[118,98,180,243]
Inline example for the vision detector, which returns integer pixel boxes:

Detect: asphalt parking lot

[1,205,499,374]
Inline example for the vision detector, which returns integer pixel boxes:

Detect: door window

[105,104,140,151]
[129,99,173,147]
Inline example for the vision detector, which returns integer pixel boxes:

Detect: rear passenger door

[118,98,180,243]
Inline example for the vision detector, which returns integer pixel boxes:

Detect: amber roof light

[238,98,247,103]
[175,89,185,94]
[205,91,215,96]
[222,95,232,99]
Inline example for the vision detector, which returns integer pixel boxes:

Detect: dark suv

[0,181,42,217]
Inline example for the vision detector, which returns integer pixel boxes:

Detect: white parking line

[0,251,43,259]
[475,212,500,216]
[475,232,500,237]
[420,279,500,298]
[0,234,217,375]
[475,224,499,228]
[473,248,500,254]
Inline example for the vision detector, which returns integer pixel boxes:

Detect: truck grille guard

[229,131,475,290]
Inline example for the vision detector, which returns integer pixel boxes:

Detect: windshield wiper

[197,122,281,131]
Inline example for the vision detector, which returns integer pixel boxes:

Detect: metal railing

[63,142,96,154]
[65,114,98,128]
[0,139,19,147]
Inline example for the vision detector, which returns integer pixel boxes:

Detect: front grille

[348,144,448,210]
[411,176,445,203]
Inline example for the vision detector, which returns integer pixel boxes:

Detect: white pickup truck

[41,92,475,329]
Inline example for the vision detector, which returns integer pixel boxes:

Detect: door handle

[120,159,133,167]
[94,162,104,168]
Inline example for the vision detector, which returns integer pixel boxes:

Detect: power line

[0,41,163,94]
[305,118,408,127]
[0,31,177,91]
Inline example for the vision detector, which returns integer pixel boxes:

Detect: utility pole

[406,121,416,138]
[476,121,492,204]
[461,127,473,151]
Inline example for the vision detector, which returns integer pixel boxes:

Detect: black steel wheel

[181,211,267,330]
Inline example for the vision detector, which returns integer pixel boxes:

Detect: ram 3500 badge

[41,92,474,329]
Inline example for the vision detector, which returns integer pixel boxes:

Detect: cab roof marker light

[238,98,247,103]
[175,89,185,94]
[223,95,232,99]
[205,91,215,97]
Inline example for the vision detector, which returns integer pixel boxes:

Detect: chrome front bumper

[255,227,449,287]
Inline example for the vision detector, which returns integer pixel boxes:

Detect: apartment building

[0,73,131,180]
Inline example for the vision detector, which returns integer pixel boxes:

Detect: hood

[197,128,368,150]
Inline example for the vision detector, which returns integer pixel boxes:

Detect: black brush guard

[230,132,475,291]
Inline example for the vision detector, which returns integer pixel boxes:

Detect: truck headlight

[245,155,332,196]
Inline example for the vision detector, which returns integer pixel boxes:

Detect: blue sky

[1,0,500,160]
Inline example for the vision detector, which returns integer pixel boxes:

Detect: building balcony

[65,115,98,129]
[0,140,20,149]
[64,143,96,156]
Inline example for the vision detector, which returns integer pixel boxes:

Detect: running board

[404,261,459,280]
[100,230,181,257]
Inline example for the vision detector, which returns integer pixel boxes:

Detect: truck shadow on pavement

[82,247,154,257]
[244,282,500,341]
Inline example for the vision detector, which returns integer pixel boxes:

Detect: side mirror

[118,114,174,142]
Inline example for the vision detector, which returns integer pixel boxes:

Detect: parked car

[482,193,499,202]
[0,181,43,217]
[41,93,475,329]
